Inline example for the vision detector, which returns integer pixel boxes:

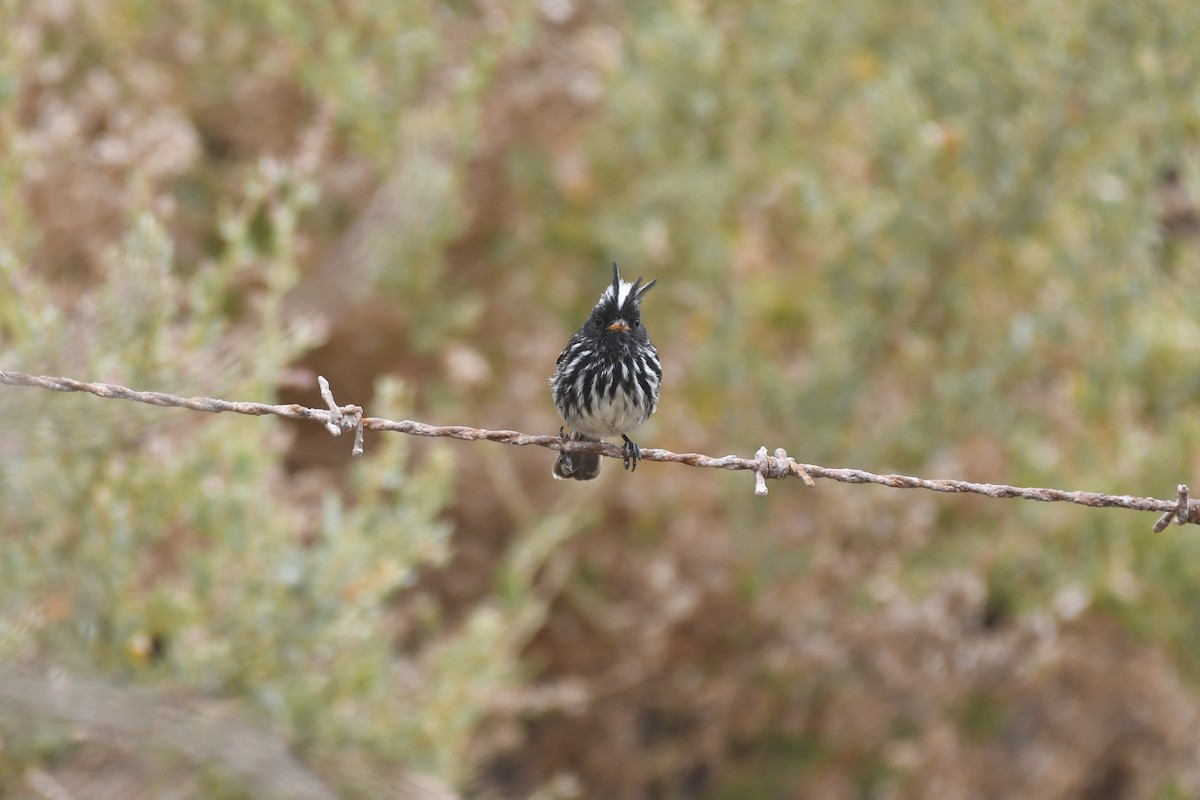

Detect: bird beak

[607,320,630,333]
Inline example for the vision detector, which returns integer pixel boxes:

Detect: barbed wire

[1,369,1194,532]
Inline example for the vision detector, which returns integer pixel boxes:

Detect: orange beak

[607,321,630,333]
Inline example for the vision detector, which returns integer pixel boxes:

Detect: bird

[550,262,662,480]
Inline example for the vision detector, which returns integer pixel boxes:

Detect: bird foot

[554,427,574,477]
[621,434,641,472]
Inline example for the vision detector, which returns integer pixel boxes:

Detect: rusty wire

[1,369,1194,531]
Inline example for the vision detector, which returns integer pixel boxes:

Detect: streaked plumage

[550,263,662,480]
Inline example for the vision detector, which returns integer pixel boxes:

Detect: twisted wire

[1,369,1194,530]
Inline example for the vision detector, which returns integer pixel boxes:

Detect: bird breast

[567,386,651,438]
[560,352,657,438]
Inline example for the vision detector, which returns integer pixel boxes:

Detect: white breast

[568,389,652,438]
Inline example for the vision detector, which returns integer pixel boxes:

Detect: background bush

[3,1,1200,797]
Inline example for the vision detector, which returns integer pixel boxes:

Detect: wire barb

[317,375,344,435]
[753,447,814,495]
[782,448,816,487]
[316,375,365,456]
[1153,484,1192,533]
[754,447,770,496]
[0,369,1194,531]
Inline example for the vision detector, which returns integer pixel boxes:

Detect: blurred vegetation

[3,0,1200,797]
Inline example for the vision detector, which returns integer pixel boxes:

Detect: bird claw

[554,427,575,477]
[621,434,641,472]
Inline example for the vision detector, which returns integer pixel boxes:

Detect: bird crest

[600,262,657,315]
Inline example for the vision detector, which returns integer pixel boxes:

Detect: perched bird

[550,263,662,480]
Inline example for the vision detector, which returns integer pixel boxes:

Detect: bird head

[585,262,657,342]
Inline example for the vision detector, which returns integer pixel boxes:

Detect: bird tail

[552,433,601,481]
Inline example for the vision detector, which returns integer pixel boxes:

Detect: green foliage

[0,148,509,795]
[493,0,1200,793]
[6,0,1200,795]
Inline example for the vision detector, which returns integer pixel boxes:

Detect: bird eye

[633,319,641,328]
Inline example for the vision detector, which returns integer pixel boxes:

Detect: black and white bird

[550,263,662,480]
